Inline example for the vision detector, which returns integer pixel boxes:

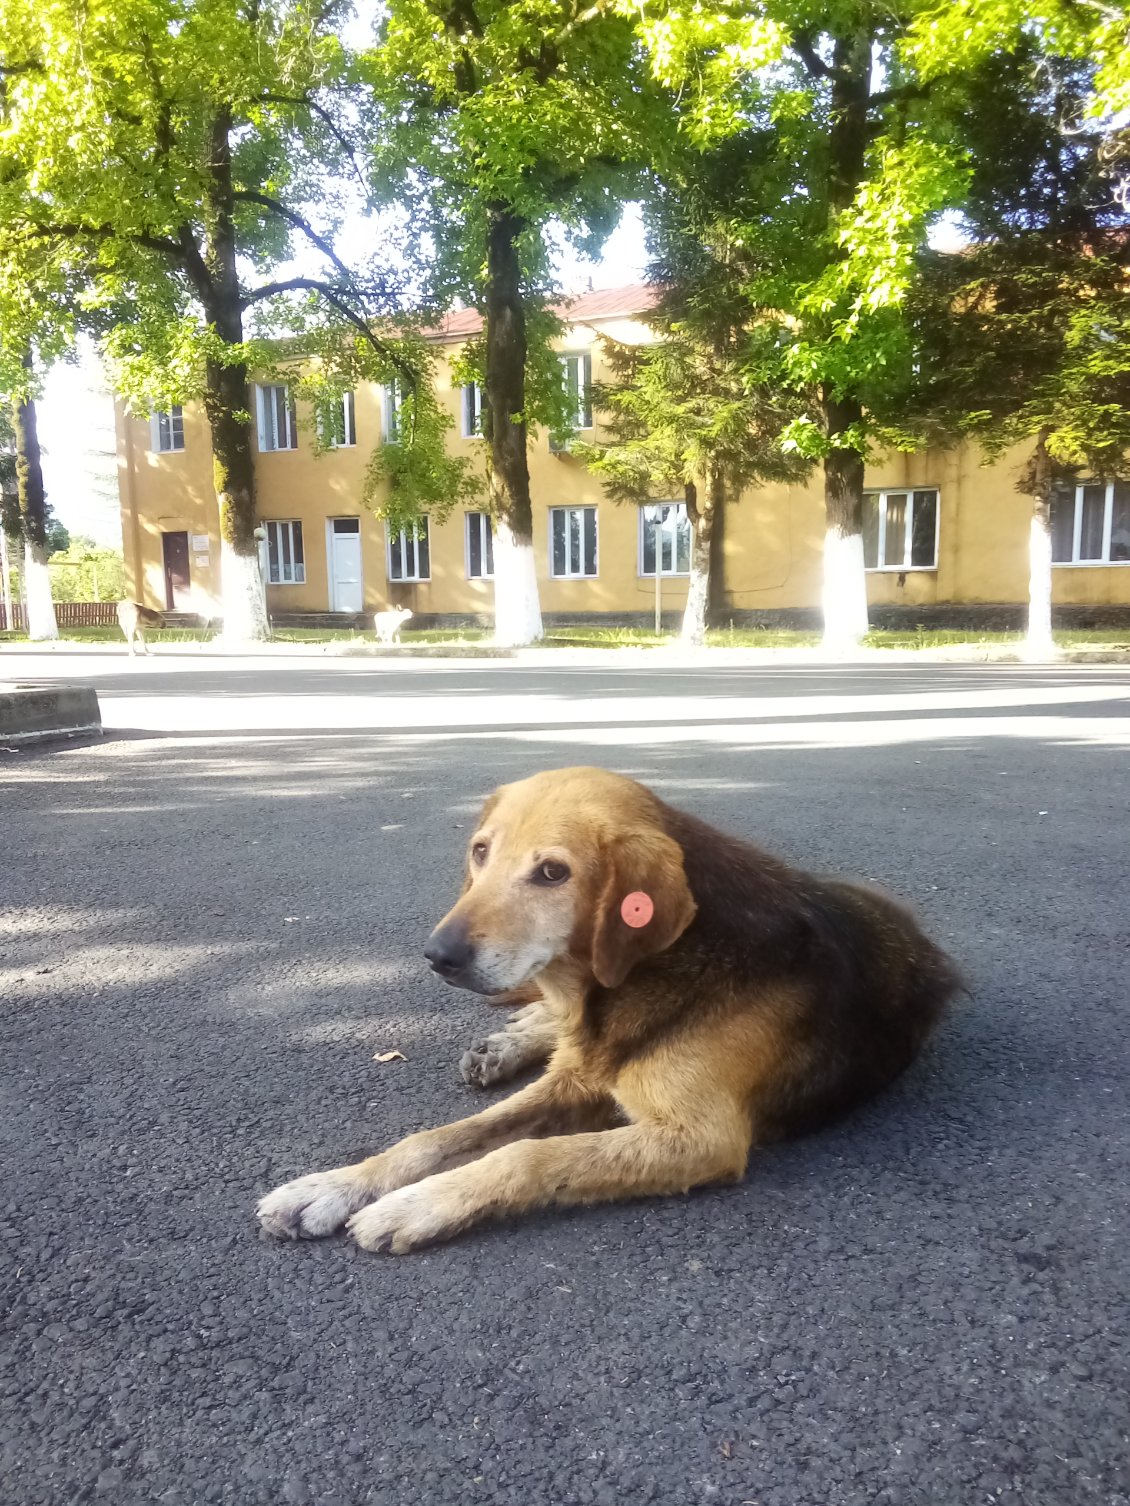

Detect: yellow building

[116,284,1130,627]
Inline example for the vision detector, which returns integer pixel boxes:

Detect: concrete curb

[0,682,103,746]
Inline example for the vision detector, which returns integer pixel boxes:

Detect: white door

[328,518,363,612]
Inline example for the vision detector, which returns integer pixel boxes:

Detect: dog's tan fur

[258,767,959,1253]
[116,601,162,655]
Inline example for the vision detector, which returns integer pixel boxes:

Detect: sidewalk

[2,637,1128,666]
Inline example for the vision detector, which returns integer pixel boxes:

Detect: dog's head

[424,768,696,995]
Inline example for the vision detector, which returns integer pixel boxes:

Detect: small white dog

[373,606,413,644]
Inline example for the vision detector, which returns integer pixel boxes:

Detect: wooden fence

[0,601,122,631]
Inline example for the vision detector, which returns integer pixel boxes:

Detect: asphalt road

[2,654,1129,1506]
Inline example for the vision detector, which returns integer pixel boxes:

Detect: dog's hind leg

[460,997,559,1088]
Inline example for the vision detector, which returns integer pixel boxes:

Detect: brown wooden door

[162,532,191,609]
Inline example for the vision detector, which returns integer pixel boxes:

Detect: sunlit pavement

[3,653,1128,1506]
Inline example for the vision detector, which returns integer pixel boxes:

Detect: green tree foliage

[365,0,662,642]
[909,49,1130,651]
[578,200,807,644]
[0,0,465,639]
[48,540,126,602]
[619,0,974,647]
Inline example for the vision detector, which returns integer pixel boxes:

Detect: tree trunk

[484,202,542,646]
[1022,429,1055,658]
[203,355,267,641]
[707,481,726,621]
[680,473,722,647]
[820,394,869,649]
[818,30,873,653]
[201,107,268,643]
[13,390,58,641]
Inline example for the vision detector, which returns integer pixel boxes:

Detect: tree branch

[232,189,356,284]
[257,93,370,199]
[791,31,839,82]
[4,221,184,260]
[240,275,418,393]
[870,79,932,109]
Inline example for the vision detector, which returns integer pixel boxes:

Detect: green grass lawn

[2,624,1128,650]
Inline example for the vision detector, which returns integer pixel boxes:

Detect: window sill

[550,574,599,581]
[267,580,307,587]
[865,565,938,574]
[638,572,691,580]
[389,577,429,584]
[1053,560,1130,568]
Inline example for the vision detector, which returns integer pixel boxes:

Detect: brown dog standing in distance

[258,768,961,1254]
[116,601,162,655]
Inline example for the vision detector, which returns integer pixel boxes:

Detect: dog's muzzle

[424,922,474,985]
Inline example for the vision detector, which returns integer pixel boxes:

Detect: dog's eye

[533,860,570,886]
[471,842,488,866]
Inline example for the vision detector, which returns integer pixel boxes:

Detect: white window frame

[462,382,483,438]
[549,505,599,579]
[465,511,494,579]
[384,381,403,444]
[863,488,940,572]
[387,517,430,582]
[150,407,185,454]
[560,353,593,431]
[264,520,305,585]
[322,391,356,449]
[1052,480,1130,566]
[256,384,298,452]
[638,502,691,578]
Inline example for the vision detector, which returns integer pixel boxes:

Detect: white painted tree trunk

[680,517,712,648]
[1025,500,1054,659]
[217,540,270,643]
[821,528,869,652]
[492,521,543,646]
[23,538,59,641]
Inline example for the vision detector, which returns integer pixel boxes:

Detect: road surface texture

[2,653,1128,1506]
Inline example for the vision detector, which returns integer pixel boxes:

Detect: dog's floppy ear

[460,790,502,895]
[591,828,696,989]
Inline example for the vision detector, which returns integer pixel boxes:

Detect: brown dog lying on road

[258,768,960,1253]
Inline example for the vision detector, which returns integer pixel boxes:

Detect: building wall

[116,314,1130,619]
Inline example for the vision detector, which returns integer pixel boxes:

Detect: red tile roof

[428,282,659,340]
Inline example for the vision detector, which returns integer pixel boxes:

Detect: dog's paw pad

[459,1042,512,1088]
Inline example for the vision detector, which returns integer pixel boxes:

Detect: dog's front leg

[347,1117,751,1254]
[256,1070,615,1240]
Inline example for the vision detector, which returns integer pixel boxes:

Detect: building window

[256,385,297,451]
[265,521,305,584]
[151,408,185,453]
[640,502,691,576]
[388,518,429,581]
[384,381,403,444]
[465,512,494,578]
[463,383,483,438]
[1051,480,1130,565]
[550,506,598,578]
[323,391,356,448]
[863,488,939,571]
[561,354,593,430]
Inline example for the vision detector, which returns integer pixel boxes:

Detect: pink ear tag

[620,891,654,929]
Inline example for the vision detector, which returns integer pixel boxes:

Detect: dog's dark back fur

[581,801,960,1141]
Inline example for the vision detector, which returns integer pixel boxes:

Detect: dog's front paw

[257,1168,374,1240]
[459,1037,517,1088]
[347,1181,464,1255]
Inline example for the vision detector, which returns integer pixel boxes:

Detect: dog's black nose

[424,928,472,977]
